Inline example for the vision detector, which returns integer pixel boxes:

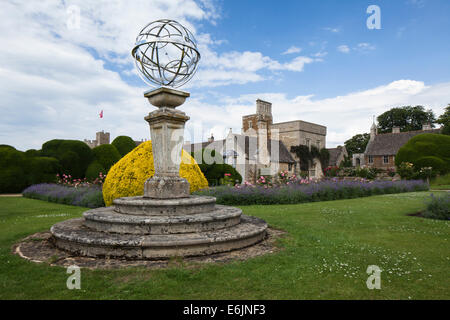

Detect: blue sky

[189,0,450,99]
[1,0,449,151]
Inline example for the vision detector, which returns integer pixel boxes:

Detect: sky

[1,0,450,151]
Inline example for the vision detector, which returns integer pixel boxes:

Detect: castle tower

[242,99,273,136]
[96,130,110,146]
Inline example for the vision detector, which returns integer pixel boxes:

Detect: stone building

[84,130,110,148]
[355,123,440,169]
[183,99,327,182]
[327,145,348,167]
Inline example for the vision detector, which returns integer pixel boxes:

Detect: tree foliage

[437,104,450,135]
[377,106,436,133]
[344,133,370,156]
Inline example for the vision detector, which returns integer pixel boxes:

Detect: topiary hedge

[92,144,121,174]
[85,160,106,180]
[396,133,450,174]
[0,146,60,193]
[102,140,208,206]
[111,135,136,157]
[41,139,93,178]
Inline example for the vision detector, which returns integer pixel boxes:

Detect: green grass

[431,173,450,190]
[0,193,449,300]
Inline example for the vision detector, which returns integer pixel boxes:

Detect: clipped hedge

[0,147,60,193]
[111,135,136,157]
[41,139,93,178]
[396,133,450,174]
[92,144,121,174]
[85,160,106,180]
[103,140,208,206]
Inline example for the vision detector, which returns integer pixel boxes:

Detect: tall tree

[377,106,436,133]
[437,104,450,135]
[344,133,370,156]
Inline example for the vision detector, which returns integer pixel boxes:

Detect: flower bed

[195,179,429,206]
[23,183,104,208]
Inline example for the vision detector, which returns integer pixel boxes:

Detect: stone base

[51,215,267,259]
[83,205,242,234]
[144,176,190,199]
[113,195,216,216]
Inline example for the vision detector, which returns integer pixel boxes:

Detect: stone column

[143,87,190,199]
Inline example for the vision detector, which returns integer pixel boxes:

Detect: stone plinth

[143,88,191,199]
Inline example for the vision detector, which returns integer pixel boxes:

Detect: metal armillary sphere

[131,19,201,88]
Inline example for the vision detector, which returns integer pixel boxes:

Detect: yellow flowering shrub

[103,140,208,206]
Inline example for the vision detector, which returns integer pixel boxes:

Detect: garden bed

[22,183,104,208]
[195,179,429,205]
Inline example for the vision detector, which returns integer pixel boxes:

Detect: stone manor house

[183,99,340,183]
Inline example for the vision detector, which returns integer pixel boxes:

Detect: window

[288,163,292,171]
[248,120,253,129]
[368,155,374,164]
[383,155,389,164]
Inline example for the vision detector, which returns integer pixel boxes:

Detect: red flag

[99,110,103,118]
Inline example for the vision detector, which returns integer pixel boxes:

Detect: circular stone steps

[51,215,267,259]
[83,205,242,235]
[113,195,216,215]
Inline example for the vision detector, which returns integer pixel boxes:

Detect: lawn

[0,192,448,300]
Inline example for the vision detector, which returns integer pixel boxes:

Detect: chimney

[422,123,432,131]
[207,134,214,143]
[392,127,400,134]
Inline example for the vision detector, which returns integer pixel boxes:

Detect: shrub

[423,193,450,220]
[111,135,136,157]
[92,144,121,173]
[85,161,106,180]
[198,163,242,186]
[396,133,450,174]
[102,141,208,206]
[41,139,93,178]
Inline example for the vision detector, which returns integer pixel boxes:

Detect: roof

[365,129,441,156]
[327,146,347,167]
[183,134,296,164]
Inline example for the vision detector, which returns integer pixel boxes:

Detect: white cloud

[355,42,376,52]
[337,45,350,53]
[323,27,340,33]
[282,46,302,55]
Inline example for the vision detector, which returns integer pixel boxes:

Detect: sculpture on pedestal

[50,19,267,259]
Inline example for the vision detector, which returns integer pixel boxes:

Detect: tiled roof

[327,146,347,166]
[365,129,441,156]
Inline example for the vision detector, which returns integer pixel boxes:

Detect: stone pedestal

[143,88,190,199]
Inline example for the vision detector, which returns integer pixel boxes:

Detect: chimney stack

[207,134,214,143]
